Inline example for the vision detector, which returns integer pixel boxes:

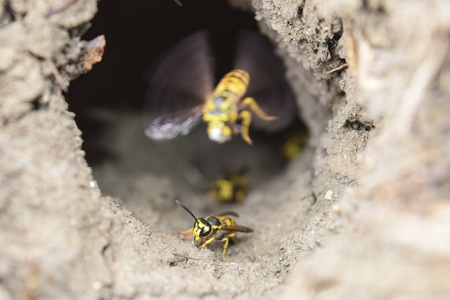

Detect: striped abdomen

[212,69,249,102]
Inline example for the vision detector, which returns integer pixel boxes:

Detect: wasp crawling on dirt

[175,200,253,262]
[144,30,296,144]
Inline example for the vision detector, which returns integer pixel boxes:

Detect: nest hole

[67,0,328,258]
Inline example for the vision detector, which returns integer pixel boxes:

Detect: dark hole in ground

[67,0,310,224]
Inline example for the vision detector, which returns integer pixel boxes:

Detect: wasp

[175,200,253,262]
[144,30,296,145]
[146,69,276,144]
[209,169,248,204]
[281,133,309,161]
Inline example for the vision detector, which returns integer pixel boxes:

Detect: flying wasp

[144,30,296,144]
[175,200,253,262]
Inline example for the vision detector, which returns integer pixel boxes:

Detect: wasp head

[175,200,217,241]
[193,218,212,241]
[207,122,232,143]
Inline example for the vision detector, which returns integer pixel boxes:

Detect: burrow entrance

[67,0,356,272]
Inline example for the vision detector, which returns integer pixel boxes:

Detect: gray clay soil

[1,0,450,299]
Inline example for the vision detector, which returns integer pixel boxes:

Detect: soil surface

[1,0,449,299]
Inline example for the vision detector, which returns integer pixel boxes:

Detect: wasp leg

[229,109,238,125]
[230,123,242,137]
[220,232,236,262]
[198,236,216,250]
[221,238,229,262]
[239,110,253,145]
[240,97,277,121]
[178,228,193,239]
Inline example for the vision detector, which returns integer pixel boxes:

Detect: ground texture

[1,0,449,299]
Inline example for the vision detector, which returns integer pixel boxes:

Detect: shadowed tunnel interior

[67,0,309,215]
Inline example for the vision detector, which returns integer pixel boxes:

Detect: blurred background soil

[0,0,449,299]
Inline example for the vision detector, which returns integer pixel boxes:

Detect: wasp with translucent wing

[175,200,252,262]
[144,30,296,144]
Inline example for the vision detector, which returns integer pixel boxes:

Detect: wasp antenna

[175,200,198,220]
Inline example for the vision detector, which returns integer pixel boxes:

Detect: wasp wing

[144,31,215,135]
[234,30,297,132]
[221,224,253,233]
[145,105,204,140]
[216,212,239,217]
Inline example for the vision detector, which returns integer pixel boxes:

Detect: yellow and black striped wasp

[144,30,296,145]
[209,168,249,204]
[175,200,252,262]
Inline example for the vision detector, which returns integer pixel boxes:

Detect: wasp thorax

[206,217,220,226]
[214,96,226,106]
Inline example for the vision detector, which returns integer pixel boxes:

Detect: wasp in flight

[144,30,296,145]
[146,69,275,144]
[175,200,253,262]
